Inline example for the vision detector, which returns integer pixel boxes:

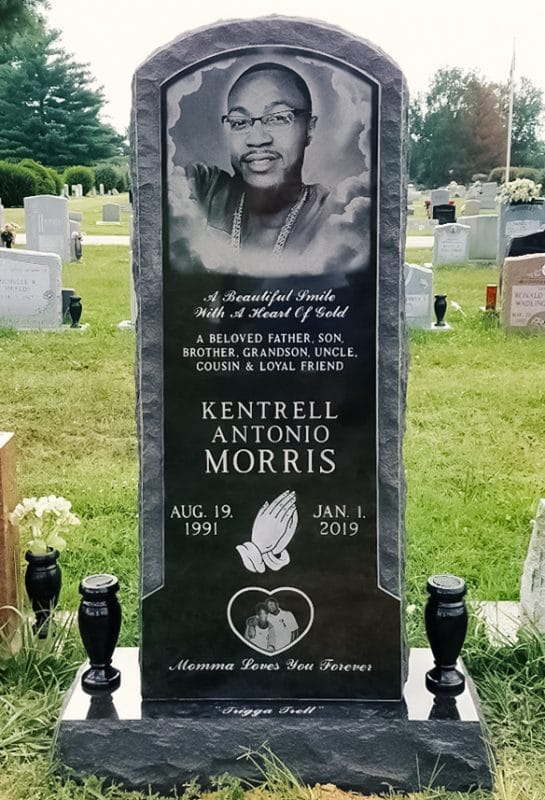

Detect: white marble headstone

[0,249,62,330]
[432,223,470,265]
[24,195,70,262]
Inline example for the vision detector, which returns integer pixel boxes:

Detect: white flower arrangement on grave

[498,178,542,205]
[1,222,20,247]
[10,495,81,555]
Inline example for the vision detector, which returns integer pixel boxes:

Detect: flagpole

[505,38,515,183]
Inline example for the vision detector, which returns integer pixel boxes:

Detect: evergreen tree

[0,0,46,57]
[0,24,126,168]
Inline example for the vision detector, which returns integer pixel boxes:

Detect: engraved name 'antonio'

[202,400,338,475]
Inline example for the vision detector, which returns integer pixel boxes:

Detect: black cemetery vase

[24,549,62,638]
[425,574,468,696]
[69,295,83,328]
[78,574,122,693]
[434,294,447,326]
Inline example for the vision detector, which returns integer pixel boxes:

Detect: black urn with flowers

[10,495,81,637]
[24,549,62,638]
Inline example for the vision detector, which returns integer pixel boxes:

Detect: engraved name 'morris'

[202,400,338,475]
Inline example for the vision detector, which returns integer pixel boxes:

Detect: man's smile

[241,151,282,171]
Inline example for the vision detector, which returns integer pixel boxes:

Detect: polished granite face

[133,18,409,703]
[62,648,480,722]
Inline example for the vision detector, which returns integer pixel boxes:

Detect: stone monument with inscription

[0,249,62,329]
[500,252,545,330]
[56,16,491,795]
[404,263,433,328]
[24,195,71,263]
[432,222,470,265]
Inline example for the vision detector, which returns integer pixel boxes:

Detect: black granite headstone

[56,17,491,794]
[433,203,456,224]
[136,18,407,704]
[506,227,545,258]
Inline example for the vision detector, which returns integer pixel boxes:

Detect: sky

[46,0,545,134]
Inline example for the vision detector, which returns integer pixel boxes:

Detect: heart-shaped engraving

[227,586,314,657]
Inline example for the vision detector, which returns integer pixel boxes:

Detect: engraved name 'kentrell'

[202,400,338,474]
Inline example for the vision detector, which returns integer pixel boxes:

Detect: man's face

[225,69,315,191]
[257,608,268,625]
[266,599,279,614]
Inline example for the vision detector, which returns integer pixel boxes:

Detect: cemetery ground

[1,245,545,800]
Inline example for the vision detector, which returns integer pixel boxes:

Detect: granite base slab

[55,648,492,795]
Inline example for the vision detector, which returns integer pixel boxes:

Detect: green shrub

[489,166,543,185]
[0,161,38,207]
[94,164,118,193]
[115,166,129,193]
[18,159,57,195]
[47,168,63,195]
[63,166,95,195]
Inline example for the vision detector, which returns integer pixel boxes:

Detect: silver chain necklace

[230,186,309,257]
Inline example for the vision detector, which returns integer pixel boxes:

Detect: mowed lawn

[1,246,545,799]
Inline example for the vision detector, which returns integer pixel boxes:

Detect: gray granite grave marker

[23,195,70,262]
[0,248,62,329]
[430,188,449,207]
[102,203,120,223]
[458,214,498,260]
[432,222,470,265]
[480,181,497,210]
[404,263,433,328]
[57,16,491,795]
[497,201,545,264]
[500,252,545,330]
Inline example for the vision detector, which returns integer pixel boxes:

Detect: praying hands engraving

[236,490,298,573]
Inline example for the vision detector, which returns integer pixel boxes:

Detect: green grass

[1,247,545,798]
[3,193,131,236]
[0,246,138,642]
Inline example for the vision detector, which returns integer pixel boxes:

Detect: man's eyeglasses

[221,108,310,133]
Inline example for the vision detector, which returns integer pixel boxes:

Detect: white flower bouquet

[498,178,542,205]
[10,495,81,555]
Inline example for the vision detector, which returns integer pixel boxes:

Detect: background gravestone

[404,263,433,328]
[56,16,491,795]
[0,249,62,329]
[458,214,498,261]
[497,201,545,264]
[480,181,497,210]
[102,203,120,223]
[430,188,449,207]
[462,199,481,216]
[432,222,470,265]
[24,195,70,262]
[500,252,545,330]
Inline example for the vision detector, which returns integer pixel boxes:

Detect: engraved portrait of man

[166,52,376,276]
